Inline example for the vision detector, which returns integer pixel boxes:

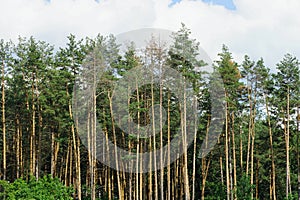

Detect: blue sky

[170,0,236,10]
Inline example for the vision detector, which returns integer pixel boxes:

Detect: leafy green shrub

[0,175,74,200]
[205,181,227,200]
[236,174,255,200]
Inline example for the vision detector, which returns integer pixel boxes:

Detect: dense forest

[0,24,299,200]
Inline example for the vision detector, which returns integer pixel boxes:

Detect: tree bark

[2,60,6,180]
[192,97,198,200]
[231,113,237,200]
[225,101,230,200]
[182,81,190,200]
[68,86,81,200]
[167,91,171,200]
[286,87,291,199]
[108,90,123,200]
[265,94,276,200]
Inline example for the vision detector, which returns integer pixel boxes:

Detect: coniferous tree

[273,54,300,199]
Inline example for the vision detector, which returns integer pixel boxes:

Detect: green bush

[0,175,74,200]
[236,174,255,200]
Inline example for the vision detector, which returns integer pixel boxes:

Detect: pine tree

[273,54,300,199]
[0,39,11,181]
[214,45,242,200]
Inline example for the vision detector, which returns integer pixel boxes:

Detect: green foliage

[1,24,300,200]
[284,193,298,200]
[236,174,255,200]
[0,175,74,200]
[205,181,227,200]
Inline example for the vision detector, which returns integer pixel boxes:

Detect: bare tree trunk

[87,101,94,200]
[167,91,171,200]
[286,87,291,199]
[250,119,255,200]
[36,106,42,180]
[297,106,300,200]
[19,118,23,178]
[50,128,60,178]
[182,81,190,200]
[246,86,252,176]
[201,114,211,200]
[69,138,73,186]
[192,97,198,200]
[91,70,97,200]
[149,137,153,200]
[250,90,257,200]
[174,157,179,200]
[140,143,143,200]
[151,76,158,200]
[135,81,140,200]
[2,60,6,180]
[265,94,276,200]
[51,130,55,177]
[225,101,230,200]
[201,157,211,200]
[30,73,36,177]
[229,120,233,200]
[76,128,81,199]
[231,113,237,200]
[64,140,70,186]
[108,90,123,200]
[148,71,154,200]
[129,164,132,200]
[87,104,91,194]
[159,67,164,200]
[16,116,20,179]
[220,153,224,185]
[68,86,81,200]
[239,124,243,173]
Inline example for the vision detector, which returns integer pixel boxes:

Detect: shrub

[0,175,74,200]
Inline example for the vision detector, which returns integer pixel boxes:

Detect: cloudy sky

[0,0,299,69]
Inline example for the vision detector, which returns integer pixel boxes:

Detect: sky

[0,0,299,70]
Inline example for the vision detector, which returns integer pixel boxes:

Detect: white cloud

[0,0,299,69]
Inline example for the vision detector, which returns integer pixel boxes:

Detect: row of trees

[0,24,299,199]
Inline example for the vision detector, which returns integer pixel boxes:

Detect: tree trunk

[30,73,36,177]
[182,81,190,200]
[2,60,6,180]
[108,90,123,200]
[16,116,20,179]
[51,130,55,177]
[246,86,252,176]
[201,157,211,200]
[286,87,291,199]
[68,83,81,200]
[160,67,164,200]
[297,106,300,200]
[225,101,230,200]
[135,81,140,200]
[250,121,255,200]
[231,113,237,200]
[151,74,158,200]
[265,94,276,200]
[220,153,224,185]
[229,121,233,200]
[192,97,198,200]
[36,105,42,180]
[201,113,211,200]
[167,91,171,200]
[239,124,243,173]
[64,140,70,186]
